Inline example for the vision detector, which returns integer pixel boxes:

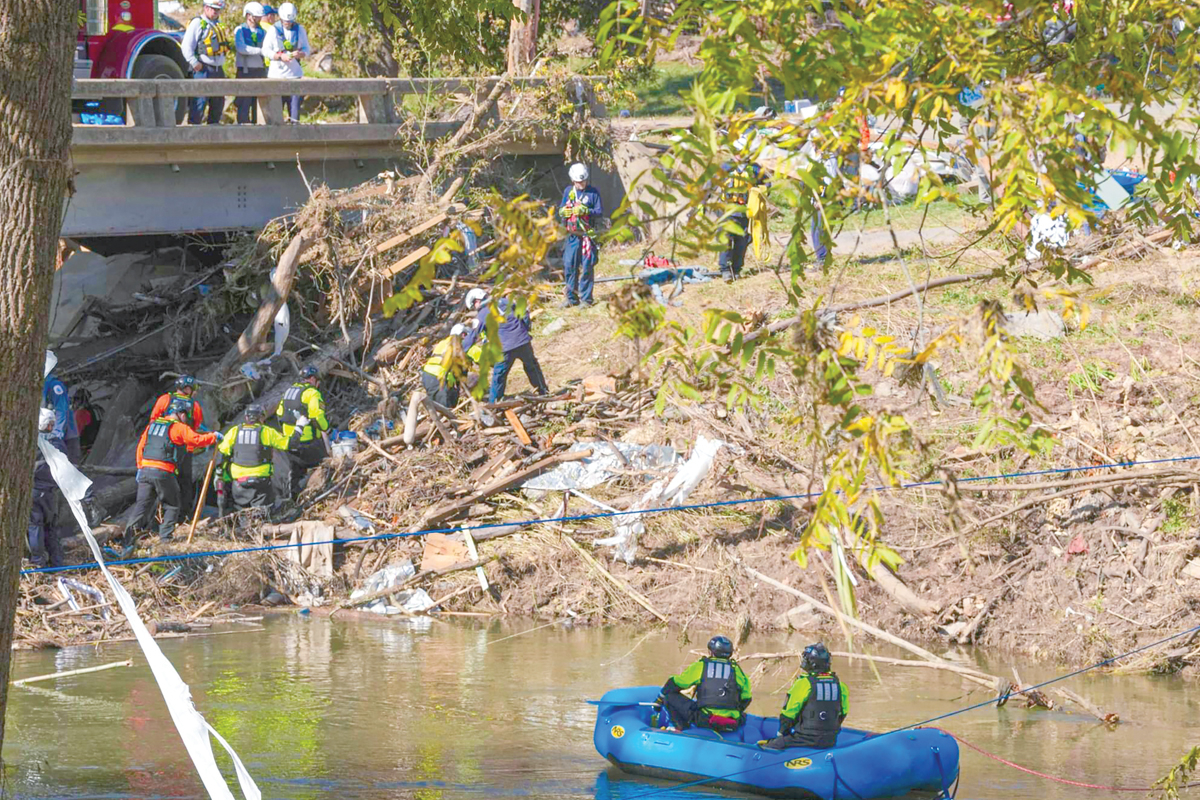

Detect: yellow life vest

[422,336,466,384]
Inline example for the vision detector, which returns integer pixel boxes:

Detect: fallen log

[411,448,593,531]
[216,226,316,375]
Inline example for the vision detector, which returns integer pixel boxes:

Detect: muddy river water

[4,615,1198,799]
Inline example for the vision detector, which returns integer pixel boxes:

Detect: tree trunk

[507,0,537,74]
[0,0,78,749]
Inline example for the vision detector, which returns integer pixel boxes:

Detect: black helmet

[175,375,197,390]
[300,365,319,380]
[243,404,266,423]
[801,642,831,674]
[708,635,734,659]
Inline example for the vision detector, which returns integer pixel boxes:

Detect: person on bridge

[760,643,849,750]
[656,635,752,732]
[559,163,603,307]
[463,294,550,403]
[263,2,310,122]
[182,0,232,126]
[123,408,218,547]
[149,376,211,527]
[217,404,301,511]
[234,2,268,124]
[274,365,330,497]
[43,350,81,464]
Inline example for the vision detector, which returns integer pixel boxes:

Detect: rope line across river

[24,451,1200,576]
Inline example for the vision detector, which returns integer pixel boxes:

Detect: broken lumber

[374,214,448,255]
[13,659,133,686]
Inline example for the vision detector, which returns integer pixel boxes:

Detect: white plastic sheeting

[521,442,677,492]
[594,436,725,564]
[1025,213,1069,261]
[38,440,261,800]
[349,560,435,615]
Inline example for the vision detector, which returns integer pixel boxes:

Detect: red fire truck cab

[76,0,190,81]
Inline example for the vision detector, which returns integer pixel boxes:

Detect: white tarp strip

[37,438,261,800]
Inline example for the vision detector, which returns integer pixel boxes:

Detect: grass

[624,62,703,117]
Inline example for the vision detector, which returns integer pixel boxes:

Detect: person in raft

[760,642,849,750]
[656,635,752,732]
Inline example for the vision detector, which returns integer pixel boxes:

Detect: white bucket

[331,432,359,460]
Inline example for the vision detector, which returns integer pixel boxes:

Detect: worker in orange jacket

[123,408,218,547]
[149,375,210,519]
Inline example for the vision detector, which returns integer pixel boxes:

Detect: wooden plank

[381,245,432,278]
[504,409,532,445]
[375,214,447,254]
[421,532,469,571]
[462,529,490,591]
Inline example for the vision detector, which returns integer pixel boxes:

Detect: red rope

[932,729,1157,792]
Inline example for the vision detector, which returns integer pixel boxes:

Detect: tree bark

[0,0,78,749]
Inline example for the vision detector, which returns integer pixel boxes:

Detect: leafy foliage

[593,0,1200,580]
[1155,745,1200,800]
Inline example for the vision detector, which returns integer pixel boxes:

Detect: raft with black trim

[591,686,959,799]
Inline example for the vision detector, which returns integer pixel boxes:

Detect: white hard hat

[44,350,57,379]
[569,163,590,182]
[244,1,264,16]
[203,0,226,8]
[278,1,297,20]
[38,407,55,433]
[464,288,489,309]
[450,323,466,337]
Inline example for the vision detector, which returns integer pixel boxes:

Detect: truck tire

[132,54,187,125]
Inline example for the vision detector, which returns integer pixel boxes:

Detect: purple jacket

[464,297,532,353]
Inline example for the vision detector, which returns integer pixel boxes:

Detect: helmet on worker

[278,1,297,22]
[801,642,832,674]
[243,1,264,18]
[299,365,320,383]
[464,288,489,311]
[450,323,466,337]
[175,375,197,393]
[569,163,590,184]
[707,635,734,659]
[243,404,266,423]
[203,0,226,8]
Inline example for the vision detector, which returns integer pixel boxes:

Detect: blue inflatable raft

[592,686,959,799]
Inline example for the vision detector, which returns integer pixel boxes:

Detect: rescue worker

[760,643,848,750]
[217,404,302,510]
[261,4,278,25]
[182,0,231,125]
[43,350,81,464]
[234,1,268,124]
[558,163,603,307]
[123,409,218,546]
[274,365,330,497]
[718,158,764,282]
[149,376,210,525]
[29,409,64,569]
[463,294,550,403]
[263,2,310,122]
[656,635,752,732]
[421,323,472,409]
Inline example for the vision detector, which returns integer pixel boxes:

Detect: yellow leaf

[862,326,876,337]
[1080,303,1091,330]
[865,344,877,371]
[883,359,896,377]
[875,335,895,346]
[855,338,866,360]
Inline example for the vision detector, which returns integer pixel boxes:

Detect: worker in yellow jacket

[274,365,331,497]
[216,404,302,510]
[421,323,483,408]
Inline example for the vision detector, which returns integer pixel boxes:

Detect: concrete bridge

[67,77,593,240]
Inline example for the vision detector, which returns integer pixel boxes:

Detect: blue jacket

[43,375,78,442]
[464,298,532,353]
[559,184,603,235]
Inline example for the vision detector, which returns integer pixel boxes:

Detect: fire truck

[76,0,190,81]
[76,0,193,121]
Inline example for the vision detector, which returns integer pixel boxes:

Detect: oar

[187,451,219,544]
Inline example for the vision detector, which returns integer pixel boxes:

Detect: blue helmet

[801,642,831,674]
[175,375,197,390]
[707,635,734,659]
[300,365,319,380]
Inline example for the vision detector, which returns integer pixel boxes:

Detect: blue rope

[23,452,1200,576]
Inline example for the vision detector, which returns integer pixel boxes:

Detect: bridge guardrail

[72,76,602,129]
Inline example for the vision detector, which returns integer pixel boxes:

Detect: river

[3,615,1197,799]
